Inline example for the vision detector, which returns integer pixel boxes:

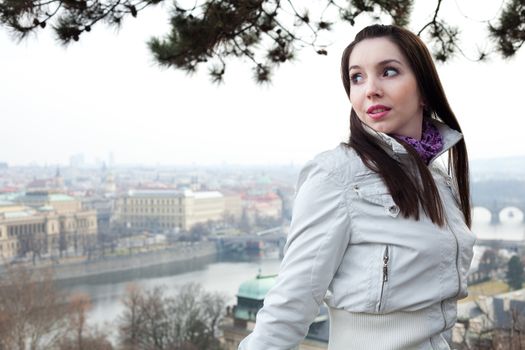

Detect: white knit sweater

[327,306,451,350]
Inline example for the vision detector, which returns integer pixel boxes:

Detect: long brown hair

[341,24,471,228]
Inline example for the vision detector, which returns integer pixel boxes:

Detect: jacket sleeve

[238,159,352,350]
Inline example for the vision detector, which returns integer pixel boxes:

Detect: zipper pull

[383,250,389,282]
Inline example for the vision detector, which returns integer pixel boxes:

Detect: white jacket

[238,121,476,350]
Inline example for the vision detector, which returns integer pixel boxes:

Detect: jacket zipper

[439,211,462,332]
[378,245,389,312]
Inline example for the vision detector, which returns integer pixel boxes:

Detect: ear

[422,104,431,117]
[420,97,430,112]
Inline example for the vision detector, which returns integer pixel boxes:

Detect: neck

[393,119,443,165]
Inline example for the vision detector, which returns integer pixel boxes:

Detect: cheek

[391,80,421,108]
[349,90,363,108]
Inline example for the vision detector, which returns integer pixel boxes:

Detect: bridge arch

[472,207,492,225]
[473,206,524,225]
[499,206,524,224]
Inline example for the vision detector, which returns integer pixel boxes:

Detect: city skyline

[1,1,523,166]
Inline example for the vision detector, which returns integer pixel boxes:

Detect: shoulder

[297,144,359,188]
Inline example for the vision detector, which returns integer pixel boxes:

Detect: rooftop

[0,204,30,214]
[128,189,182,197]
[17,192,75,202]
[0,207,36,219]
[192,191,223,199]
[237,274,277,300]
[48,194,75,202]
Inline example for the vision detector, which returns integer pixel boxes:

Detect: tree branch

[417,0,442,36]
[1,0,524,83]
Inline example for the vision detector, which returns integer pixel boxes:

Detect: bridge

[473,204,525,225]
[212,227,287,255]
[471,180,525,224]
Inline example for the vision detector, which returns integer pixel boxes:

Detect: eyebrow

[349,59,403,72]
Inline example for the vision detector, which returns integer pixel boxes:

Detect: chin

[369,124,392,135]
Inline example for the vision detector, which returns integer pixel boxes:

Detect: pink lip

[367,104,391,120]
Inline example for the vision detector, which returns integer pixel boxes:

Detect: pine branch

[1,0,524,83]
[488,0,525,58]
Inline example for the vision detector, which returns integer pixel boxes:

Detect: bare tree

[118,285,172,349]
[69,293,91,349]
[169,283,225,349]
[117,282,226,350]
[15,231,47,265]
[454,297,525,350]
[0,266,68,350]
[58,292,113,350]
[118,284,144,349]
[190,223,211,241]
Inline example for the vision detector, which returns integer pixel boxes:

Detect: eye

[350,73,363,84]
[383,67,399,77]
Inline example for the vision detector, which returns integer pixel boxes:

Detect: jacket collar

[360,118,463,164]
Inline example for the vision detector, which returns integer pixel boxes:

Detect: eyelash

[350,73,362,85]
[349,67,399,84]
[383,66,399,77]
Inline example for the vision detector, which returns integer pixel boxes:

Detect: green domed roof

[49,194,75,202]
[237,274,277,300]
[38,205,54,212]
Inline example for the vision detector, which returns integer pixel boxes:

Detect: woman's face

[347,37,424,139]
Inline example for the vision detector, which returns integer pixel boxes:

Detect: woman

[238,24,476,350]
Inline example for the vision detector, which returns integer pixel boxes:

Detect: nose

[365,77,383,99]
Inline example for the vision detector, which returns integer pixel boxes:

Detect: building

[222,191,243,222]
[242,192,283,225]
[26,168,65,192]
[16,191,82,213]
[114,189,184,232]
[0,192,97,262]
[81,194,115,237]
[185,190,225,229]
[455,289,525,348]
[221,274,329,349]
[115,189,243,232]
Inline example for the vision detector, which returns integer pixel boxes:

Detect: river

[60,251,282,332]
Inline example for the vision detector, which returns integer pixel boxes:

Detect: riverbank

[1,241,218,285]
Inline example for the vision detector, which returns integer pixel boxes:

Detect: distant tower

[108,152,115,168]
[54,167,65,189]
[104,172,117,193]
[100,162,115,193]
[190,175,200,191]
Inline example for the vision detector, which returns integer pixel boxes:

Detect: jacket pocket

[352,183,400,218]
[377,245,390,312]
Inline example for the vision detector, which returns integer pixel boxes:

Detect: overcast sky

[1,1,523,166]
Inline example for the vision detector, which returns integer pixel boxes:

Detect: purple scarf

[394,119,443,164]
